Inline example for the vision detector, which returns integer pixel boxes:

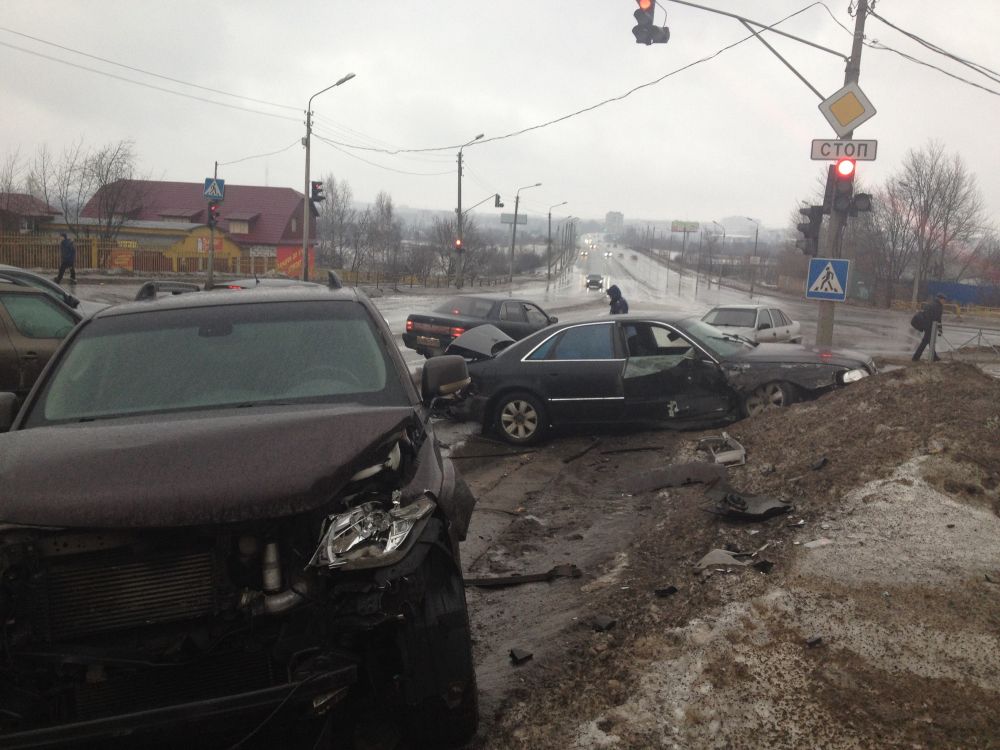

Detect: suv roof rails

[135,281,202,301]
[327,270,343,290]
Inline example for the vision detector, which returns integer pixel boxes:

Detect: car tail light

[450,327,466,338]
[405,319,414,332]
[226,285,244,290]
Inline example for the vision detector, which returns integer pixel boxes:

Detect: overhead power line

[867,9,1000,85]
[313,134,452,176]
[219,140,300,167]
[0,25,300,111]
[0,39,301,122]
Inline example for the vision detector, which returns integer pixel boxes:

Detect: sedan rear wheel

[494,391,548,445]
[743,381,794,417]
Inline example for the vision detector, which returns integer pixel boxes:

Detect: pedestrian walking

[55,233,76,284]
[912,292,945,362]
[606,284,629,314]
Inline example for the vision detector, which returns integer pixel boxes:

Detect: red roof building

[0,193,59,233]
[80,180,316,251]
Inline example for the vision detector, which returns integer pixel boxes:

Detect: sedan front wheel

[494,391,548,445]
[743,381,794,417]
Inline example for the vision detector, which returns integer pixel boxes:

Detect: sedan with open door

[447,315,875,445]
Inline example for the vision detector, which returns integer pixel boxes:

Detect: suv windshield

[23,299,408,426]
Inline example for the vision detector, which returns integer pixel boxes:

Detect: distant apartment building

[605,211,624,234]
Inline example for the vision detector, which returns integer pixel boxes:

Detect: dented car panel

[447,316,875,445]
[0,288,478,747]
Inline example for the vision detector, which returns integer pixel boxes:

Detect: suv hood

[0,405,419,528]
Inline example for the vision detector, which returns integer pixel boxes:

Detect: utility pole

[455,133,483,289]
[815,0,868,347]
[547,201,567,292]
[302,74,355,281]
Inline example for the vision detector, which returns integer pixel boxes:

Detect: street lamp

[547,201,567,291]
[455,133,484,289]
[746,217,760,299]
[509,182,541,291]
[711,220,726,289]
[302,72,356,280]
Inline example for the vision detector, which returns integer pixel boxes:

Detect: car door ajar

[620,322,733,423]
[497,300,532,340]
[0,292,78,396]
[525,322,624,425]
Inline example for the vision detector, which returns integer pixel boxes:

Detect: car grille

[31,548,221,642]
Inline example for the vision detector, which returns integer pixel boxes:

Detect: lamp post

[509,182,541,292]
[711,220,725,289]
[301,72,355,280]
[547,201,567,291]
[455,133,484,289]
[746,217,760,298]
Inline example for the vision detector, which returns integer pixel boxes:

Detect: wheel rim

[746,383,785,416]
[499,399,538,441]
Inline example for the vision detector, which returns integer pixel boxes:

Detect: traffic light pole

[207,160,217,288]
[815,0,868,348]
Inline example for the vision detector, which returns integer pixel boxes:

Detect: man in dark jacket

[912,292,945,362]
[55,233,76,284]
[606,284,628,314]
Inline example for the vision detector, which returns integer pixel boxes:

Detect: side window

[524,304,549,327]
[773,309,789,326]
[650,325,693,356]
[551,324,615,360]
[758,309,773,330]
[623,324,695,379]
[0,294,77,339]
[526,334,558,361]
[499,301,526,323]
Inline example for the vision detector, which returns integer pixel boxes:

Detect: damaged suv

[0,284,478,748]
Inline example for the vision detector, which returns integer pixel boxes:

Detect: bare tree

[852,177,917,306]
[0,149,25,223]
[86,140,148,248]
[899,141,985,303]
[315,173,355,267]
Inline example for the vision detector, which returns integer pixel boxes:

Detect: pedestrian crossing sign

[203,178,225,201]
[805,258,849,301]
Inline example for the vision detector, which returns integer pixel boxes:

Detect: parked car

[403,294,557,358]
[447,315,875,445]
[0,279,81,400]
[585,274,604,290]
[0,284,478,748]
[701,304,802,343]
[0,264,107,316]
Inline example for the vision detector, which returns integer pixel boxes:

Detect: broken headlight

[840,368,869,384]
[309,495,435,571]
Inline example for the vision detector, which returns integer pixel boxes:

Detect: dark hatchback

[0,286,478,748]
[448,315,875,445]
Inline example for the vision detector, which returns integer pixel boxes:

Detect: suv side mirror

[421,355,470,404]
[0,392,18,432]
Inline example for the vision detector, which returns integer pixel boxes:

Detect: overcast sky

[3,1,998,231]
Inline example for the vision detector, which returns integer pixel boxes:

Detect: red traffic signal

[633,0,669,44]
[454,238,463,251]
[835,158,856,179]
[310,180,326,202]
[207,202,221,228]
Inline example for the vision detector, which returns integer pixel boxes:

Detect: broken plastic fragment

[592,615,617,632]
[509,648,533,665]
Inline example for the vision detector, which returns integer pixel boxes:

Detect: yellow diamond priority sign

[818,82,876,138]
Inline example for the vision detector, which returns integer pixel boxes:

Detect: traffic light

[310,180,326,202]
[494,193,504,208]
[207,202,220,229]
[454,238,463,252]
[632,0,670,45]
[796,205,823,256]
[832,158,855,212]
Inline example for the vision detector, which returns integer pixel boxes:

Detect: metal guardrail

[938,323,1000,357]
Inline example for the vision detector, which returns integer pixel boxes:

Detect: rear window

[23,300,408,426]
[433,297,495,319]
[703,308,757,327]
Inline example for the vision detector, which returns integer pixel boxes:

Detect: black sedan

[447,315,876,445]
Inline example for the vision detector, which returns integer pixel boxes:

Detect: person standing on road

[55,233,77,284]
[912,292,945,362]
[606,284,629,315]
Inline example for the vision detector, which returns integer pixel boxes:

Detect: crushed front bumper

[2,666,356,750]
